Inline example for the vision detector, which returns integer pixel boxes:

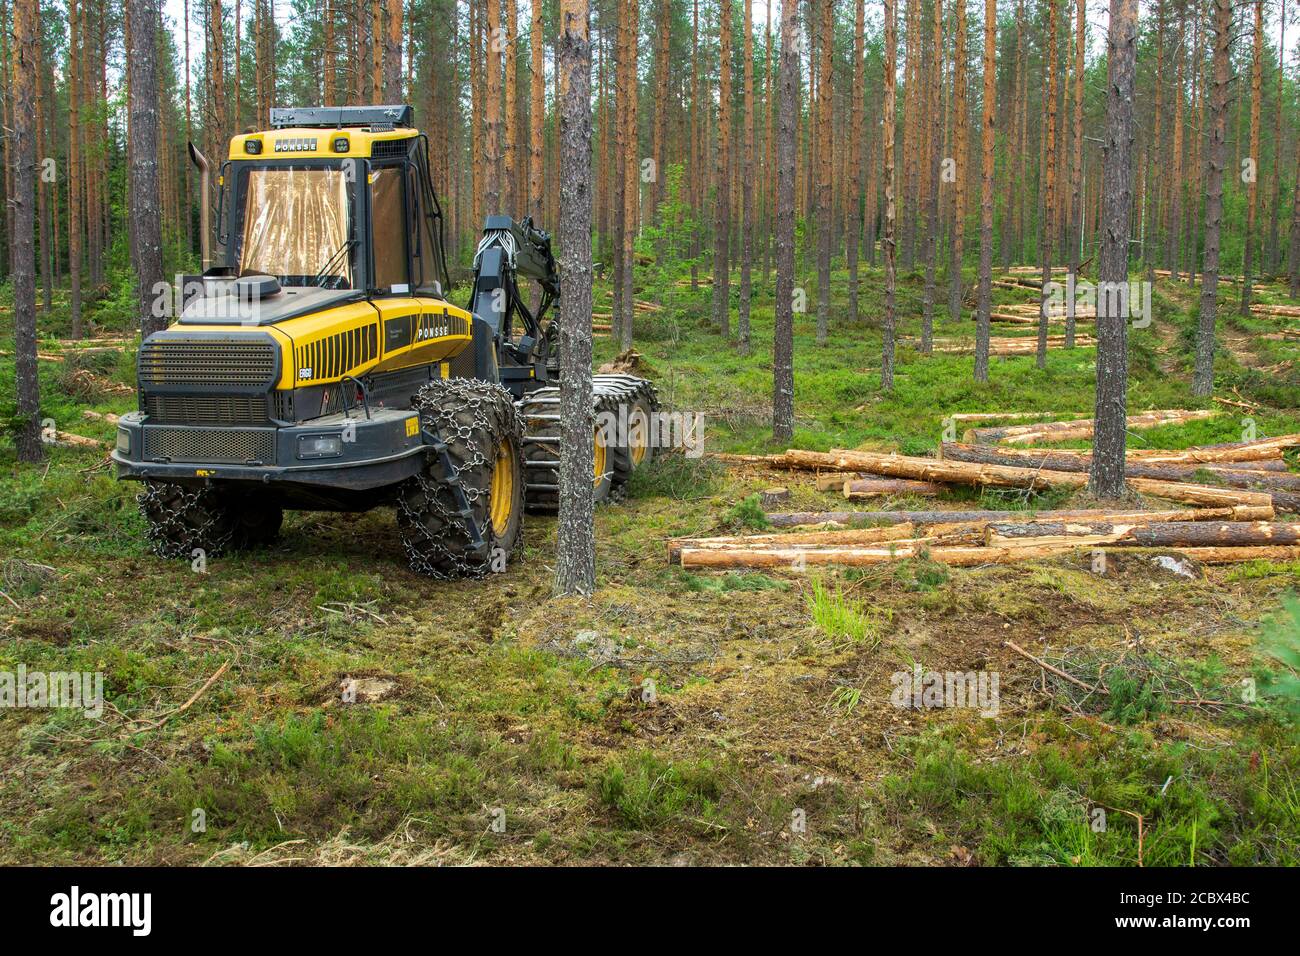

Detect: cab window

[370,167,410,293]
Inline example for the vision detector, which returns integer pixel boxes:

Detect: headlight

[332,136,350,153]
[116,428,131,455]
[298,434,343,459]
[244,138,263,155]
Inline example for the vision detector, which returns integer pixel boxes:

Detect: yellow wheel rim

[594,428,608,487]
[489,439,514,537]
[629,408,648,466]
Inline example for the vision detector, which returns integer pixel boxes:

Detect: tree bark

[619,0,638,351]
[919,0,943,353]
[1239,0,1262,315]
[974,0,996,382]
[529,0,544,228]
[503,0,518,214]
[1088,0,1138,498]
[68,0,84,337]
[130,0,166,340]
[738,0,755,354]
[1066,0,1084,344]
[772,0,798,443]
[986,521,1300,548]
[814,0,833,346]
[484,0,503,216]
[1037,0,1060,369]
[1194,0,1232,396]
[881,0,898,391]
[554,0,596,597]
[11,0,41,461]
[948,0,968,323]
[712,0,733,338]
[383,0,402,101]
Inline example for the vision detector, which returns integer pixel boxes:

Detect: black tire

[519,375,660,512]
[139,481,283,559]
[518,387,616,514]
[397,378,525,578]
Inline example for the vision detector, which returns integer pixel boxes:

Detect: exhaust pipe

[187,141,211,271]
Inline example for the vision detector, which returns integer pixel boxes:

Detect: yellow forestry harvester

[111,106,657,577]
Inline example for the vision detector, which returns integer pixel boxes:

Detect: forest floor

[0,262,1297,866]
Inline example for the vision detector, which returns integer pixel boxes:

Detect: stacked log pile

[696,431,1300,568]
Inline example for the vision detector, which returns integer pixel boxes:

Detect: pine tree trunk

[847,0,864,323]
[948,0,968,322]
[484,0,503,216]
[652,0,671,214]
[813,0,832,345]
[68,0,84,337]
[1065,0,1083,344]
[1037,0,1059,370]
[738,0,755,355]
[1239,0,1262,315]
[529,0,545,227]
[130,0,166,339]
[1194,0,1232,396]
[11,0,41,462]
[920,0,943,354]
[1165,9,1184,279]
[1267,0,1284,273]
[882,0,898,391]
[503,0,518,214]
[712,0,732,337]
[384,0,402,101]
[619,0,638,351]
[554,0,596,597]
[1089,0,1137,498]
[772,0,798,443]
[974,0,996,383]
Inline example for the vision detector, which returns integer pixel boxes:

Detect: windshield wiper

[312,238,357,288]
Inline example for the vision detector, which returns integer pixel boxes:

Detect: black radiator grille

[139,338,277,387]
[143,427,275,464]
[295,324,378,383]
[145,394,270,426]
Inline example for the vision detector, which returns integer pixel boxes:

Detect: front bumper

[111,408,427,492]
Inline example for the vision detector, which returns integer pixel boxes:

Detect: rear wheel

[397,379,525,578]
[139,481,283,559]
[519,376,661,512]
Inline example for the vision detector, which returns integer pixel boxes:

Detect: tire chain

[397,378,523,579]
[138,481,238,559]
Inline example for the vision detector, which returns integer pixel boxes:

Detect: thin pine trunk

[712,0,732,337]
[948,0,968,322]
[554,0,596,597]
[738,0,755,354]
[12,0,40,461]
[882,0,898,391]
[975,0,996,383]
[1194,0,1232,396]
[772,0,798,443]
[1089,0,1138,498]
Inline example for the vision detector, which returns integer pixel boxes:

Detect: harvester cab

[112,105,658,578]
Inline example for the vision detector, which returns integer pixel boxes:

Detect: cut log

[964,409,1219,445]
[947,439,1289,466]
[81,410,121,424]
[986,520,1300,548]
[764,505,1273,529]
[55,431,108,449]
[843,478,946,498]
[806,448,1275,510]
[679,541,1300,570]
[941,443,1300,493]
[760,487,791,508]
[667,522,921,563]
